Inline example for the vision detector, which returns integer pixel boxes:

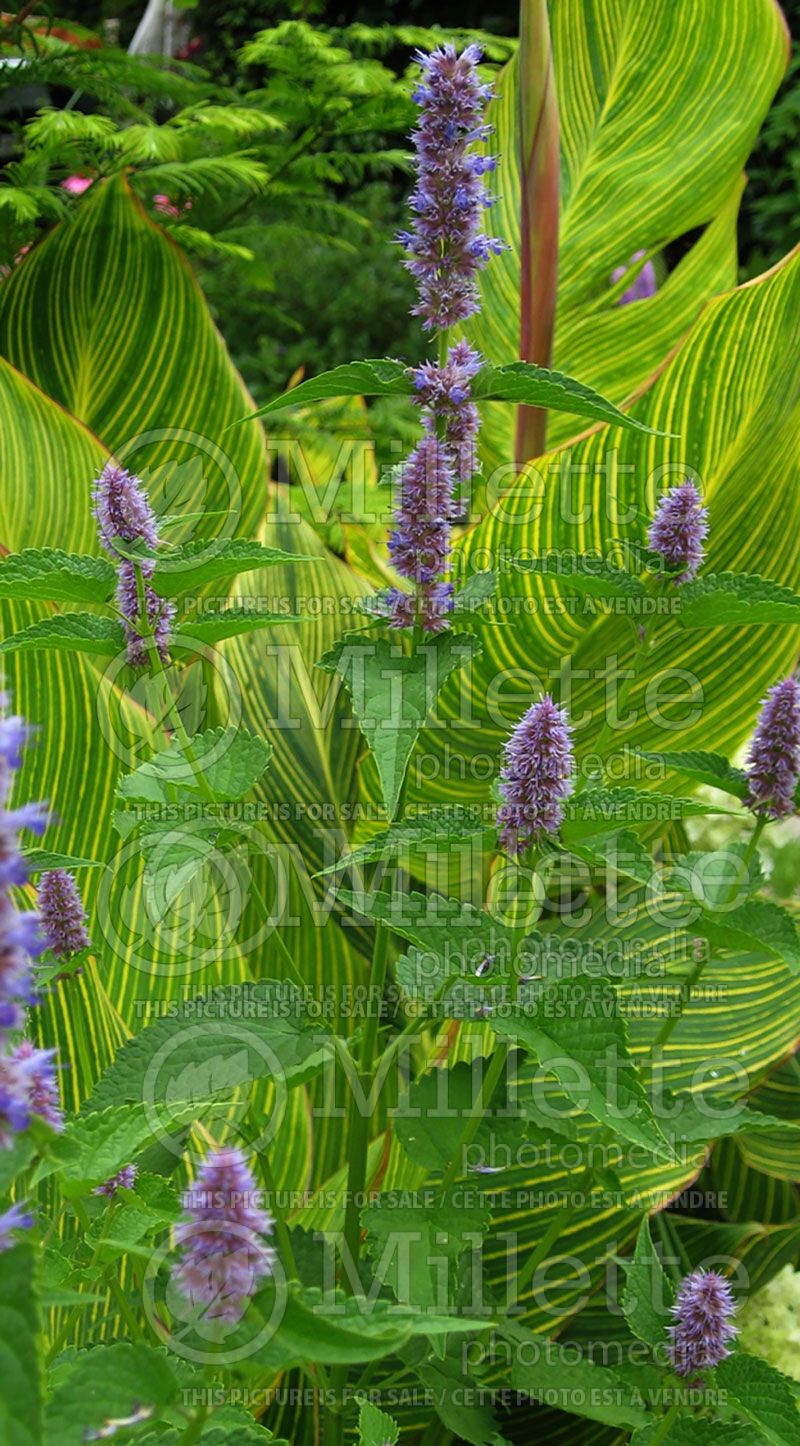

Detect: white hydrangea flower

[738,1264,800,1381]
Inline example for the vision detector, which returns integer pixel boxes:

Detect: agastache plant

[387,44,503,633]
[745,675,800,819]
[668,1269,738,1379]
[647,479,709,582]
[38,869,91,959]
[94,461,175,667]
[0,692,61,1155]
[496,694,575,854]
[174,1147,275,1323]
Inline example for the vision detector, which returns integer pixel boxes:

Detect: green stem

[73,1200,144,1344]
[341,912,391,1282]
[582,625,654,788]
[178,1404,209,1446]
[647,1403,681,1445]
[254,1149,298,1280]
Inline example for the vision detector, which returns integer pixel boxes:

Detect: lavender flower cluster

[668,1268,737,1379]
[647,479,709,583]
[387,46,502,634]
[174,1146,275,1323]
[0,697,67,1252]
[746,675,800,819]
[496,695,575,855]
[399,44,503,332]
[94,462,174,668]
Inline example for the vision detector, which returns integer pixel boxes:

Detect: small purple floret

[38,869,91,960]
[496,695,574,854]
[745,675,800,819]
[0,1201,33,1251]
[612,249,657,305]
[668,1268,737,1379]
[0,694,48,1051]
[93,462,175,668]
[647,479,708,583]
[174,1147,275,1324]
[94,1163,138,1198]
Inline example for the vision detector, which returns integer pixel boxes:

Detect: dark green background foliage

[14,0,797,401]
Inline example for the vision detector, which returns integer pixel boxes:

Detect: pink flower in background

[61,176,93,196]
[153,194,193,219]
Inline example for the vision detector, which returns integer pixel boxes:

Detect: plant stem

[647,1403,681,1445]
[178,1404,209,1446]
[73,1199,144,1344]
[255,1150,298,1280]
[341,909,391,1282]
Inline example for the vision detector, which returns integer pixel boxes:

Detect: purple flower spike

[9,1040,63,1132]
[0,696,48,1052]
[94,1163,138,1198]
[174,1147,275,1324]
[387,431,455,586]
[93,462,175,668]
[0,1201,33,1252]
[401,45,503,331]
[668,1269,737,1379]
[38,870,91,960]
[647,479,708,583]
[745,675,800,820]
[612,249,657,305]
[496,695,574,854]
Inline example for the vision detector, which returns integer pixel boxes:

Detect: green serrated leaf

[0,548,115,605]
[314,809,490,878]
[317,632,480,820]
[84,982,332,1115]
[172,603,305,647]
[621,1218,675,1347]
[151,537,310,599]
[0,613,125,657]
[393,1059,527,1177]
[470,361,671,436]
[519,552,645,600]
[693,900,800,972]
[244,358,412,419]
[363,1190,491,1313]
[631,749,748,798]
[492,980,674,1159]
[358,1397,399,1446]
[44,1343,179,1446]
[21,849,103,874]
[716,1350,800,1444]
[677,572,800,628]
[116,726,272,805]
[561,786,737,842]
[503,1320,649,1429]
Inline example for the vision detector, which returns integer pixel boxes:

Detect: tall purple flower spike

[38,869,91,959]
[612,249,657,305]
[174,1147,275,1323]
[745,675,800,819]
[399,44,504,331]
[668,1268,737,1379]
[387,45,501,633]
[496,695,575,854]
[647,479,709,583]
[0,699,47,1049]
[93,462,175,668]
